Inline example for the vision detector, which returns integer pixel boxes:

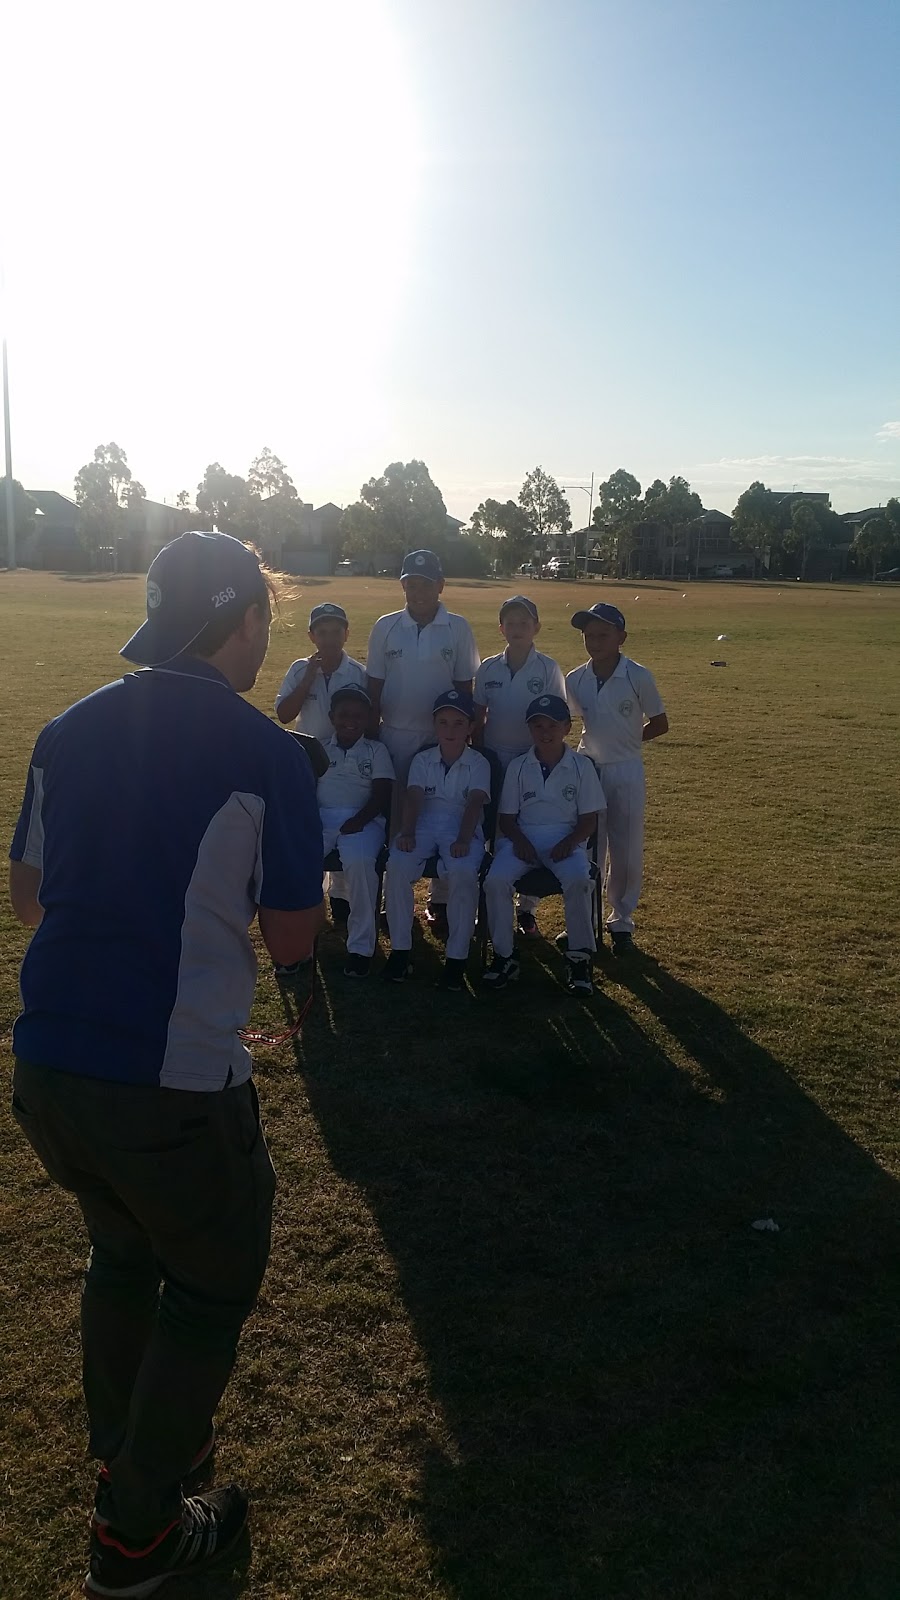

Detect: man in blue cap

[565,601,668,953]
[366,550,480,935]
[8,531,325,1595]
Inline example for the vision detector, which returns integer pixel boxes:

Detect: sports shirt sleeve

[255,732,324,911]
[565,666,586,719]
[406,750,429,790]
[371,741,396,781]
[274,658,307,710]
[545,656,567,698]
[473,661,489,708]
[499,757,522,816]
[453,618,481,679]
[10,729,50,868]
[469,751,491,796]
[576,757,605,814]
[634,666,665,719]
[365,616,390,680]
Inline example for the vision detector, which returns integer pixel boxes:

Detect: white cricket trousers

[488,744,539,916]
[320,809,385,956]
[384,819,484,961]
[595,758,645,934]
[485,825,596,958]
[381,725,448,907]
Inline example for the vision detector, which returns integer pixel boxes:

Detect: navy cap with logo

[526,693,571,723]
[433,688,475,719]
[309,602,348,628]
[570,601,626,631]
[401,549,443,582]
[499,594,539,622]
[329,684,371,709]
[120,531,267,667]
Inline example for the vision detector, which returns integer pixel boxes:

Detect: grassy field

[1,570,899,1600]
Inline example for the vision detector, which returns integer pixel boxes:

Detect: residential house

[23,491,82,569]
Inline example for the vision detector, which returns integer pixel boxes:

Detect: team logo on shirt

[523,789,537,801]
[485,678,503,690]
[359,759,373,777]
[619,699,633,716]
[386,647,403,660]
[441,646,454,661]
[527,677,543,694]
[425,785,436,795]
[562,784,577,801]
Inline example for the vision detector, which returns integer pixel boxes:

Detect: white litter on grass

[717,633,729,641]
[711,660,727,667]
[752,1218,780,1232]
[634,594,640,600]
[682,592,687,598]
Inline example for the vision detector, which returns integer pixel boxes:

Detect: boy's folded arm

[567,810,599,846]
[346,777,393,830]
[643,712,669,741]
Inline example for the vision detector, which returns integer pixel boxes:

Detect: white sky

[2,0,899,522]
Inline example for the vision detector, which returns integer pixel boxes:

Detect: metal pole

[2,336,15,571]
[584,470,594,574]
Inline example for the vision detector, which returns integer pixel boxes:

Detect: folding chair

[479,826,603,963]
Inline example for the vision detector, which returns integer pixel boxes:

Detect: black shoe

[424,905,450,941]
[85,1485,248,1597]
[516,910,539,937]
[330,896,350,930]
[437,957,467,991]
[383,950,413,983]
[564,950,594,995]
[344,953,371,979]
[273,956,312,980]
[482,952,520,990]
[610,931,635,957]
[95,1429,215,1520]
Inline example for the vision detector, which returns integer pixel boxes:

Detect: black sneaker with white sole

[610,931,635,957]
[273,956,312,980]
[85,1484,248,1598]
[564,950,594,995]
[343,953,371,978]
[383,950,413,983]
[482,952,520,990]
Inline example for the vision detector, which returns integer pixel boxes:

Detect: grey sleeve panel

[21,768,45,869]
[160,791,265,1092]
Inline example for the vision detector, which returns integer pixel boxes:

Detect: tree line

[3,450,899,580]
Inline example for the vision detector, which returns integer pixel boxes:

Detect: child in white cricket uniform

[473,593,566,935]
[565,601,668,953]
[275,602,367,739]
[483,695,604,995]
[383,690,491,991]
[317,686,395,978]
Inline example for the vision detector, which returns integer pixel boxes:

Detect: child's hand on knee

[550,838,575,862]
[396,832,416,852]
[450,837,470,858]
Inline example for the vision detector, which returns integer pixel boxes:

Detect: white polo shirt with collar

[317,734,395,810]
[407,744,492,825]
[275,652,367,741]
[366,604,481,735]
[474,647,566,763]
[500,746,605,827]
[565,654,665,765]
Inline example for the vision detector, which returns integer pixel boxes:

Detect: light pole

[1,262,15,570]
[562,472,594,576]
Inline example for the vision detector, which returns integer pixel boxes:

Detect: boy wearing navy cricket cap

[474,593,566,937]
[565,602,668,954]
[317,686,395,978]
[383,689,490,991]
[483,695,604,995]
[275,602,367,740]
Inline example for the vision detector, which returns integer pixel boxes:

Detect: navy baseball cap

[499,594,539,622]
[433,688,475,719]
[330,684,371,708]
[121,531,267,666]
[309,602,348,627]
[401,549,443,582]
[570,601,626,630]
[526,694,571,723]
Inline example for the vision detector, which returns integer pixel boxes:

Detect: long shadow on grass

[292,940,900,1600]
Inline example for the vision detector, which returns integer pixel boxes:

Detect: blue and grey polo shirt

[10,657,323,1090]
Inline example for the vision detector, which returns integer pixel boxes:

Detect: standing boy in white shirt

[565,602,668,954]
[483,695,604,996]
[383,690,490,992]
[317,686,395,978]
[275,603,367,739]
[473,593,566,937]
[366,549,481,935]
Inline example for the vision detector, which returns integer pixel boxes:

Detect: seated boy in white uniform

[383,690,491,992]
[565,601,668,955]
[473,593,566,937]
[317,685,395,978]
[483,694,605,996]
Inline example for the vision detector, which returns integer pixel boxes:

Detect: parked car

[336,558,365,576]
[519,562,537,576]
[709,565,734,578]
[874,567,900,581]
[544,558,577,580]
